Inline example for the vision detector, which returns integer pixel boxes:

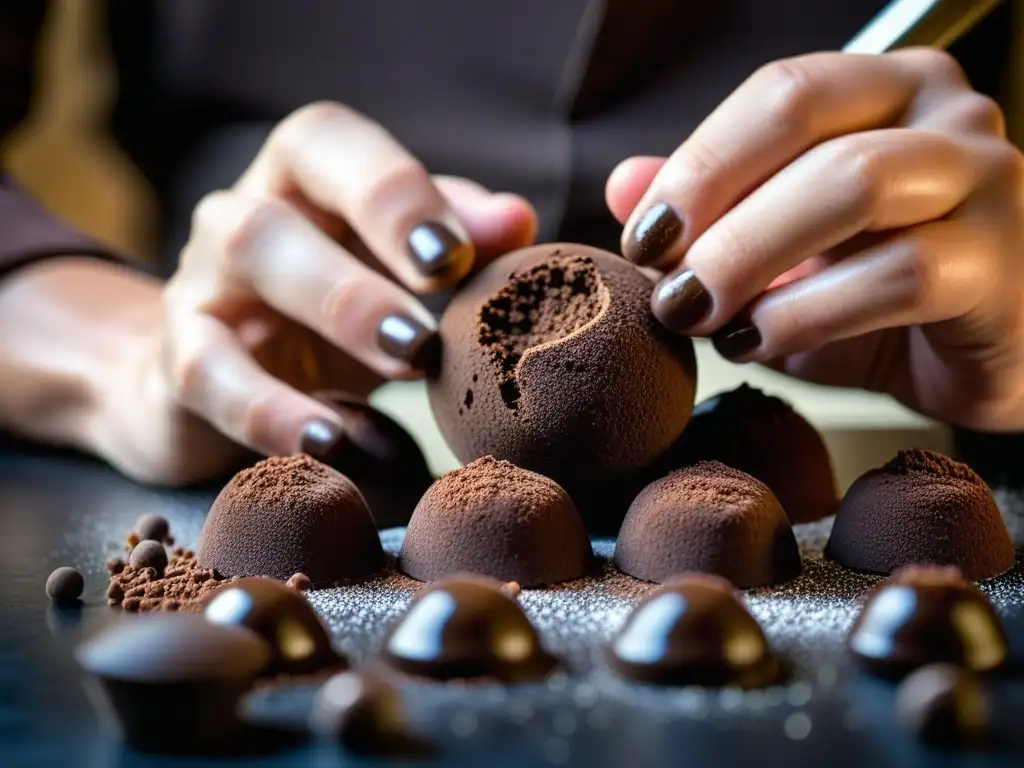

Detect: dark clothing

[0,0,1019,276]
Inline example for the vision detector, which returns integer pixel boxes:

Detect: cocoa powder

[107,548,233,612]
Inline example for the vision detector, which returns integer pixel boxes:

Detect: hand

[606,49,1024,432]
[96,102,537,483]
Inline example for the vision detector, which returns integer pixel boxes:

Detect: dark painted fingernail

[377,313,439,369]
[652,270,711,333]
[624,202,684,266]
[299,418,345,458]
[407,221,467,277]
[712,319,762,361]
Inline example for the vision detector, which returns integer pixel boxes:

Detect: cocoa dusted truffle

[848,565,1008,679]
[129,541,168,576]
[606,573,779,688]
[46,567,84,604]
[826,449,1014,580]
[400,456,592,587]
[134,514,170,543]
[614,462,801,588]
[428,244,697,522]
[674,385,837,524]
[198,454,383,587]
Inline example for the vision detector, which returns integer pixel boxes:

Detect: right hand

[96,102,537,483]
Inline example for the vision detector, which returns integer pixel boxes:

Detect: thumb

[434,176,538,266]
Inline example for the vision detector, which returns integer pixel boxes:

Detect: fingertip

[606,156,667,223]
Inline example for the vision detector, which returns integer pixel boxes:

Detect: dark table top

[3,440,1024,768]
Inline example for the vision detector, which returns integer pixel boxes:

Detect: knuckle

[217,197,290,274]
[754,58,821,139]
[191,189,233,234]
[358,157,432,216]
[281,100,357,139]
[320,272,376,332]
[955,93,1006,135]
[821,138,887,222]
[166,340,214,405]
[895,238,939,313]
[903,48,967,86]
[983,141,1024,190]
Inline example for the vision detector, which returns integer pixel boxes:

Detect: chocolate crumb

[134,513,170,543]
[107,558,125,575]
[109,548,232,612]
[129,540,168,576]
[287,573,312,591]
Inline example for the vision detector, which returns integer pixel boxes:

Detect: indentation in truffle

[477,254,608,408]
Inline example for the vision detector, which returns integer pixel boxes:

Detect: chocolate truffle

[826,449,1014,580]
[896,663,991,747]
[614,462,801,588]
[75,614,269,751]
[46,566,84,604]
[202,577,343,676]
[848,565,1008,679]
[380,575,557,683]
[129,540,168,576]
[606,573,779,688]
[427,244,697,520]
[400,456,592,587]
[198,454,383,587]
[673,385,837,524]
[313,391,434,527]
[134,513,170,543]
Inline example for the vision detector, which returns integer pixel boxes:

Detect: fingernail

[624,202,684,267]
[712,319,762,361]
[407,221,467,277]
[377,313,439,368]
[652,270,711,333]
[299,418,345,458]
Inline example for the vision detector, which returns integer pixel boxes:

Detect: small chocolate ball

[287,572,312,591]
[134,513,170,543]
[896,664,991,747]
[129,540,168,576]
[45,567,84,604]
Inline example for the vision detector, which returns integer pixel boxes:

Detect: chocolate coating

[134,513,170,543]
[313,391,434,528]
[615,462,801,588]
[400,456,592,587]
[896,663,991,747]
[848,565,1008,679]
[198,454,383,587]
[129,540,168,576]
[606,573,779,688]
[380,575,557,683]
[826,449,1014,580]
[202,577,342,676]
[674,385,837,524]
[428,244,697,521]
[45,566,84,603]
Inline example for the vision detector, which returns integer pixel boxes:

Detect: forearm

[0,257,162,451]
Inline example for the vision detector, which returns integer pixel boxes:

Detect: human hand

[606,49,1024,431]
[97,102,537,483]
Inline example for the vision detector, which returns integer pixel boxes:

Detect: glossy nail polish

[407,222,466,277]
[652,270,711,333]
[299,418,345,458]
[377,314,439,369]
[624,203,684,266]
[712,320,761,361]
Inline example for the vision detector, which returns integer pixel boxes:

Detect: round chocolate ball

[134,513,170,543]
[400,456,592,587]
[427,244,697,519]
[606,573,779,688]
[75,614,269,751]
[313,391,434,528]
[672,385,837,523]
[380,575,557,683]
[45,566,84,604]
[615,462,801,588]
[202,577,342,676]
[896,663,991,747]
[848,565,1008,679]
[826,449,1014,580]
[129,540,168,576]
[198,454,383,587]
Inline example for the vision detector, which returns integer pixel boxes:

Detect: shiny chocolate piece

[896,663,991,747]
[134,513,170,543]
[203,577,343,676]
[848,565,1008,679]
[75,614,269,752]
[380,575,557,683]
[45,566,84,604]
[606,573,779,688]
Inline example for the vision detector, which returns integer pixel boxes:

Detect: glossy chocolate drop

[896,663,991,747]
[606,573,779,688]
[848,565,1008,679]
[380,575,557,682]
[202,577,343,676]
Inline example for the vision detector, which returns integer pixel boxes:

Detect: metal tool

[843,0,1004,54]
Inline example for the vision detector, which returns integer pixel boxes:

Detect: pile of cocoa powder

[107,547,233,612]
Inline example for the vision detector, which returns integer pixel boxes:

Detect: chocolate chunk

[134,513,170,543]
[896,663,991,746]
[129,540,168,576]
[45,567,84,604]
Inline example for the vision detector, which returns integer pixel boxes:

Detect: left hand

[606,49,1024,432]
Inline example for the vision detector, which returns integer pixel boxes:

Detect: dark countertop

[3,439,1024,768]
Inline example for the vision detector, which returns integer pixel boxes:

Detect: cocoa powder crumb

[107,558,125,575]
[108,547,234,612]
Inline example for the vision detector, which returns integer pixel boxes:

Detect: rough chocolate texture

[614,462,801,588]
[198,454,383,587]
[400,457,592,587]
[826,448,1014,580]
[428,244,697,524]
[674,384,837,524]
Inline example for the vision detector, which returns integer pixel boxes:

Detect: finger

[188,191,438,380]
[620,52,928,268]
[237,102,474,292]
[651,129,978,335]
[433,175,539,265]
[606,156,667,224]
[709,218,993,363]
[912,91,1007,138]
